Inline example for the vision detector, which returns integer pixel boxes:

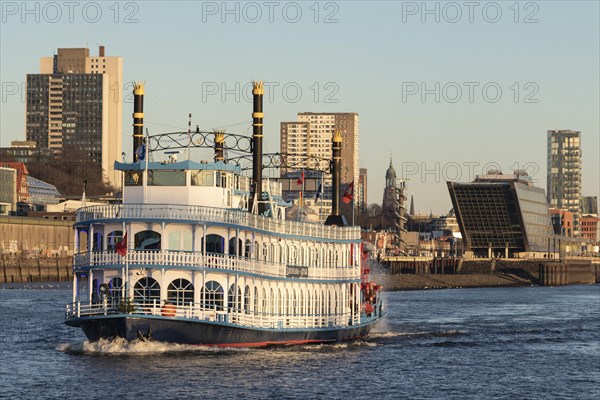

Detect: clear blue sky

[1,1,598,213]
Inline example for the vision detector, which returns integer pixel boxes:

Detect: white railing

[74,250,359,280]
[76,204,361,241]
[65,301,361,329]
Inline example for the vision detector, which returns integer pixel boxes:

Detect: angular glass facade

[448,179,552,256]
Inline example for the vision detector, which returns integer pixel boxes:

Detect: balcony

[74,250,358,280]
[77,204,361,241]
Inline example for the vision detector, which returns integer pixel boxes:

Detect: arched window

[269,288,274,315]
[277,288,283,316]
[244,239,252,258]
[229,238,243,256]
[107,231,123,252]
[135,230,161,250]
[228,284,242,312]
[299,289,304,316]
[244,285,251,314]
[204,234,225,254]
[109,277,123,306]
[253,287,259,314]
[292,289,297,315]
[167,278,194,306]
[262,287,267,315]
[133,277,161,304]
[201,281,224,310]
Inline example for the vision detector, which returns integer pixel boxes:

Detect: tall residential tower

[26,46,123,186]
[280,112,359,223]
[547,129,582,236]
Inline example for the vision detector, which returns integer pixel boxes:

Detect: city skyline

[1,1,598,213]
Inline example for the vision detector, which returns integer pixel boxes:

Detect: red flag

[342,181,354,204]
[296,170,304,186]
[116,232,127,257]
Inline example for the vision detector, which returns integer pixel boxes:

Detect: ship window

[204,234,224,254]
[135,230,161,250]
[107,231,123,251]
[191,170,214,186]
[109,277,123,306]
[244,286,251,314]
[168,230,192,251]
[292,289,297,315]
[269,288,274,315]
[262,288,267,314]
[148,170,185,186]
[228,238,242,256]
[92,279,100,303]
[133,277,161,304]
[253,287,258,314]
[167,278,194,306]
[92,232,103,251]
[228,284,242,312]
[277,288,283,316]
[202,281,224,310]
[244,239,252,258]
[125,171,143,186]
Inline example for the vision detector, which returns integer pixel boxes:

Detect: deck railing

[76,204,360,241]
[74,250,358,280]
[65,300,366,329]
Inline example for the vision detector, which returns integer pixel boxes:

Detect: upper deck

[76,203,360,241]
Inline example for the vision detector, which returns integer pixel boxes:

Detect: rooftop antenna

[187,113,192,161]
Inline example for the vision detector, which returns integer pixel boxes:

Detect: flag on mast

[342,181,354,204]
[296,170,304,186]
[115,232,127,257]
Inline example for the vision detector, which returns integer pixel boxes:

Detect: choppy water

[1,284,598,399]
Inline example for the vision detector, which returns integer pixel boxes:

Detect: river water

[0,284,598,399]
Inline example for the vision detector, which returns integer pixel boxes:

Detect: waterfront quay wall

[1,255,72,283]
[1,216,74,283]
[380,257,599,290]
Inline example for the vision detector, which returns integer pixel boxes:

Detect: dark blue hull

[65,315,384,346]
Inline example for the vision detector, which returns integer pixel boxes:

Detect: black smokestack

[214,129,225,162]
[250,81,264,212]
[325,130,347,226]
[132,82,144,161]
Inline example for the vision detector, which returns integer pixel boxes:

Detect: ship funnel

[325,130,347,226]
[214,129,225,162]
[250,81,264,212]
[132,82,145,161]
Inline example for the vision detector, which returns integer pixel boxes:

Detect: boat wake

[56,338,251,355]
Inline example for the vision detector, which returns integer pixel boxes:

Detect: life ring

[161,302,177,317]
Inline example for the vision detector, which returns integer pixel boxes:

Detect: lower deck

[65,312,384,346]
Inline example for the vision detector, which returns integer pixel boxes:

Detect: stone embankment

[377,259,600,291]
[1,255,73,283]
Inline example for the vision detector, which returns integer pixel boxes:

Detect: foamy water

[56,338,250,355]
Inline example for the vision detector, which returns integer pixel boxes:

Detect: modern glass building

[447,172,553,257]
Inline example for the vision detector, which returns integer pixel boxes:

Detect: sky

[1,0,598,214]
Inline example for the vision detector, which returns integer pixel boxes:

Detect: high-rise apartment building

[26,46,123,186]
[280,113,359,222]
[547,129,582,236]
